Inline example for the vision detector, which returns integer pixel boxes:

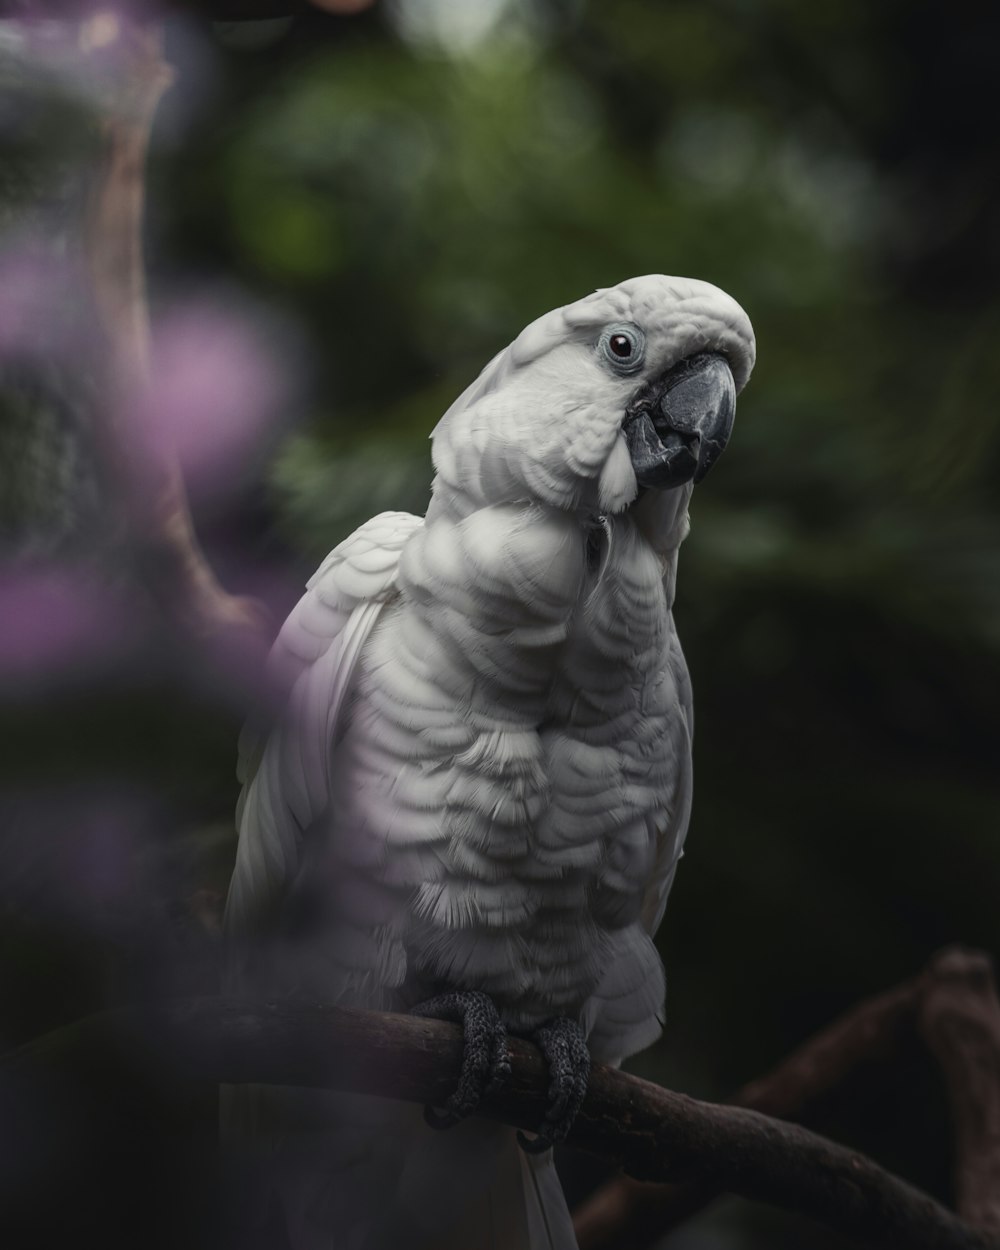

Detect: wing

[639,618,694,935]
[224,510,424,943]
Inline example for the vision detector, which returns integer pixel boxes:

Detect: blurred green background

[1,1,999,1247]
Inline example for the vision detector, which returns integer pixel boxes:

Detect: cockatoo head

[431,275,755,516]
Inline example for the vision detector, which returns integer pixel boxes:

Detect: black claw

[516,1129,556,1155]
[519,1016,591,1153]
[486,1023,512,1096]
[423,1105,463,1131]
[410,990,510,1130]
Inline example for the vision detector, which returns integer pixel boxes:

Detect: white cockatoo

[224,275,755,1250]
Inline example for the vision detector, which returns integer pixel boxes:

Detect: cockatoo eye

[598,323,645,375]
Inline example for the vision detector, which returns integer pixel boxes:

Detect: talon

[486,1029,512,1096]
[518,1016,590,1152]
[423,1105,463,1131]
[516,1129,555,1155]
[410,990,510,1129]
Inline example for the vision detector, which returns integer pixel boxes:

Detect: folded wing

[224,510,425,947]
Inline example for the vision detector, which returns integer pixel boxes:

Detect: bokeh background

[1,1,999,1247]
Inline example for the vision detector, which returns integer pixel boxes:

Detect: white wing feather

[640,621,694,935]
[225,511,424,941]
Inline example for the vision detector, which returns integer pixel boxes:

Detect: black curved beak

[622,351,736,490]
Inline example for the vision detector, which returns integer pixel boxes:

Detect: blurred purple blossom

[1,5,169,89]
[0,243,81,361]
[0,566,132,692]
[137,298,292,504]
[0,786,152,928]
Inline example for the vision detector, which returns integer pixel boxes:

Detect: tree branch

[79,10,270,643]
[0,2,370,20]
[2,995,995,1250]
[918,949,1000,1234]
[574,948,1000,1249]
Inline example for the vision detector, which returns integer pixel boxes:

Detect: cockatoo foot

[517,1017,591,1154]
[411,990,511,1129]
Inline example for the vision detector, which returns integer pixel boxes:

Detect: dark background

[1,2,999,1246]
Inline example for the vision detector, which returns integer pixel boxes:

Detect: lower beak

[622,352,736,490]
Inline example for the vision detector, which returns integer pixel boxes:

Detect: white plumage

[224,275,755,1250]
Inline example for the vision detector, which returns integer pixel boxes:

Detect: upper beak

[622,351,736,490]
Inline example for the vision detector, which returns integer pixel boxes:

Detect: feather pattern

[225,510,425,941]
[225,275,755,1249]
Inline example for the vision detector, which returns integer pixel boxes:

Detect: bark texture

[575,948,1000,1249]
[3,988,997,1250]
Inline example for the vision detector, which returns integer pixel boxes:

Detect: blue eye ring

[598,322,646,374]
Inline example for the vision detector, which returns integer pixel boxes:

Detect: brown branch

[0,2,372,21]
[2,996,995,1250]
[918,949,1000,1234]
[80,11,269,643]
[574,947,1000,1249]
[4,4,368,652]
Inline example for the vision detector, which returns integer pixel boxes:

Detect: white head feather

[431,275,755,516]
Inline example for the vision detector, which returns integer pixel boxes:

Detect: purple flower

[136,298,292,503]
[0,567,129,692]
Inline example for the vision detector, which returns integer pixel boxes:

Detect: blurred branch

[3,994,997,1250]
[0,2,371,19]
[575,947,1000,1249]
[919,950,1000,1233]
[81,10,269,642]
